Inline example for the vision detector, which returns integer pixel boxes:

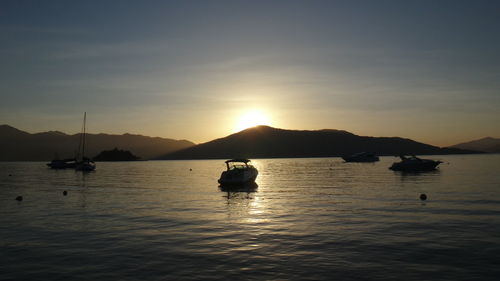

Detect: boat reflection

[219,182,258,199]
[397,169,442,182]
[219,182,258,192]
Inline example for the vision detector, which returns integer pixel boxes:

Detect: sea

[1,154,499,281]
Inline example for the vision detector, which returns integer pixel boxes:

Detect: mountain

[0,125,30,138]
[449,137,500,153]
[158,126,476,160]
[0,125,194,161]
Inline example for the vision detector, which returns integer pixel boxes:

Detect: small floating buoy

[8,174,12,177]
[63,191,68,196]
[189,168,192,171]
[15,196,23,201]
[420,194,427,201]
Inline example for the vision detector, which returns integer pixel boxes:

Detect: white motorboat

[218,159,258,185]
[342,152,379,162]
[389,155,442,172]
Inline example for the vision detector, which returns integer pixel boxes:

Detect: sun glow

[234,110,271,132]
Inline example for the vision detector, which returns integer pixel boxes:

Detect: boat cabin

[225,159,253,171]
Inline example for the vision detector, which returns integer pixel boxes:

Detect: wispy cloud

[47,41,167,60]
[0,24,87,35]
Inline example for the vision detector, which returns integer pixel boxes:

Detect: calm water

[1,155,499,281]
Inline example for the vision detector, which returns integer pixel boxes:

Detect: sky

[1,0,499,146]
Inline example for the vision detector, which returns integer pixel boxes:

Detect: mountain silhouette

[449,137,500,153]
[0,125,30,137]
[0,125,194,161]
[158,126,477,160]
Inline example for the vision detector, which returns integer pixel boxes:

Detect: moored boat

[47,158,77,169]
[75,112,96,172]
[75,157,96,171]
[218,159,258,186]
[342,152,379,162]
[389,155,442,172]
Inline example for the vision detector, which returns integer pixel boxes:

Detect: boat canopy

[225,159,251,164]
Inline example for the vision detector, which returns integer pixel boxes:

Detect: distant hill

[449,137,500,153]
[93,148,140,161]
[0,125,194,161]
[158,126,477,160]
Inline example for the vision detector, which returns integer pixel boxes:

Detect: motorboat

[389,155,442,172]
[75,158,96,172]
[342,152,379,162]
[218,159,258,185]
[46,158,77,169]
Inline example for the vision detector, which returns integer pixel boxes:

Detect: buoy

[63,191,68,196]
[189,168,192,171]
[15,196,23,201]
[420,194,427,201]
[8,174,12,177]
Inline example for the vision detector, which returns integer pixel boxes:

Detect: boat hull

[218,168,258,185]
[342,156,380,162]
[47,159,77,169]
[342,152,380,163]
[389,160,442,172]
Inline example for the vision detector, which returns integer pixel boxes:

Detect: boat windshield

[225,159,253,170]
[229,163,252,170]
[400,155,421,161]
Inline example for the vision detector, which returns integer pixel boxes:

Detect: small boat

[75,112,96,172]
[47,158,77,169]
[75,157,96,171]
[218,159,258,185]
[342,152,379,162]
[389,155,442,172]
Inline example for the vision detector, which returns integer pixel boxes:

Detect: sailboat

[75,112,96,171]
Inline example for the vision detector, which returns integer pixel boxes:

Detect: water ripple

[1,155,500,280]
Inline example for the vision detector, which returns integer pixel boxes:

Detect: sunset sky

[1,0,499,146]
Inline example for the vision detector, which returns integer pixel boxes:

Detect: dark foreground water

[1,155,500,281]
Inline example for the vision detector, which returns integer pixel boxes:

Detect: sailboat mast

[82,112,86,159]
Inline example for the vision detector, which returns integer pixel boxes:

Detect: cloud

[48,41,166,60]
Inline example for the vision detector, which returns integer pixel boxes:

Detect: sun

[235,110,271,132]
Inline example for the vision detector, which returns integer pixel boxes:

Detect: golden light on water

[234,110,272,132]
